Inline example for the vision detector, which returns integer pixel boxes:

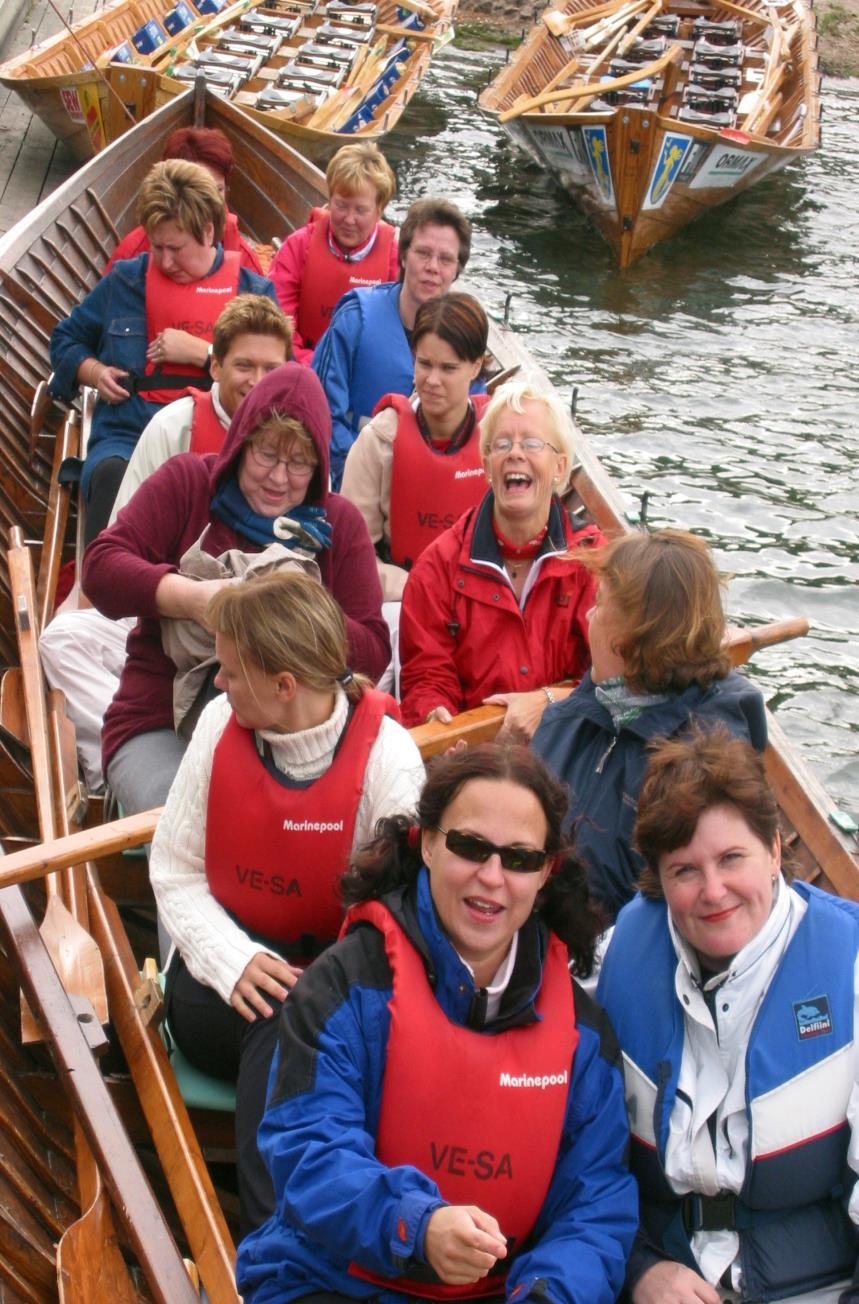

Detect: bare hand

[483,690,548,739]
[147,327,208,369]
[94,364,131,404]
[424,1205,507,1285]
[230,951,301,1022]
[425,705,453,724]
[191,577,232,627]
[632,1261,722,1304]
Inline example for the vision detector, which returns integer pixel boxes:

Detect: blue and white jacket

[237,869,637,1303]
[598,882,859,1301]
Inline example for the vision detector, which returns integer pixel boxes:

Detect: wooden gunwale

[0,80,855,1298]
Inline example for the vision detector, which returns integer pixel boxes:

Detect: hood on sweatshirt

[210,362,332,504]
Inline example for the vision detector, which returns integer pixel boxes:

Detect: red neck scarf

[491,518,548,562]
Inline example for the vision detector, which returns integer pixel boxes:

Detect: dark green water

[384,50,859,817]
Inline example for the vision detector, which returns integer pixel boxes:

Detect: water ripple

[385,53,859,815]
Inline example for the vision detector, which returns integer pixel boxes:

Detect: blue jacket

[598,884,859,1300]
[49,249,275,497]
[237,869,637,1303]
[312,281,486,491]
[531,670,767,920]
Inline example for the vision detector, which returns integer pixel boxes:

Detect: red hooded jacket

[83,363,390,770]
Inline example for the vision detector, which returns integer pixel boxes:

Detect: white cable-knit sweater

[149,687,425,1003]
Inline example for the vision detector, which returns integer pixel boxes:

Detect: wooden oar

[411,615,811,757]
[7,528,108,1042]
[0,809,162,890]
[6,530,139,1296]
[618,0,663,55]
[499,43,682,119]
[543,0,639,38]
[390,0,442,21]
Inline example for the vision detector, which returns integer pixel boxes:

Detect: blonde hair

[326,142,396,209]
[137,158,226,244]
[207,570,369,704]
[582,529,730,693]
[479,381,576,493]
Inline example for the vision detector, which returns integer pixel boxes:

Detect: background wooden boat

[480,0,820,267]
[0,0,457,165]
[0,81,855,1300]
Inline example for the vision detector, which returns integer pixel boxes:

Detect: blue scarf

[210,477,333,554]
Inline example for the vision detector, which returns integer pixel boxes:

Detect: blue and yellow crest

[582,126,614,206]
[645,134,693,210]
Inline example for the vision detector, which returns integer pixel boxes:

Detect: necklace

[492,519,548,581]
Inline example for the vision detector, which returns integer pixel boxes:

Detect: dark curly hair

[341,739,604,976]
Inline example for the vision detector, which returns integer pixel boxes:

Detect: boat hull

[480,0,820,266]
[0,0,456,164]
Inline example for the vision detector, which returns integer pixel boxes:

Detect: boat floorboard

[0,0,99,238]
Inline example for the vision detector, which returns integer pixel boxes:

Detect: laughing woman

[237,740,637,1303]
[398,381,604,733]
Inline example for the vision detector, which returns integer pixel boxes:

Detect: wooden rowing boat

[0,0,456,166]
[0,81,855,1300]
[479,0,820,267]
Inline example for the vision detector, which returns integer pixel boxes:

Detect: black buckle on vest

[681,1191,737,1233]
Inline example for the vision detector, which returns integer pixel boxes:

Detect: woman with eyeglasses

[82,362,389,831]
[237,739,637,1304]
[398,380,604,733]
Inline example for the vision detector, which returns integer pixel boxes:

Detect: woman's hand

[85,362,130,404]
[483,690,554,739]
[425,705,453,725]
[424,1205,507,1284]
[631,1261,722,1304]
[155,574,231,626]
[230,951,302,1022]
[147,328,209,369]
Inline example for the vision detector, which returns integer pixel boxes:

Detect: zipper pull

[595,735,618,774]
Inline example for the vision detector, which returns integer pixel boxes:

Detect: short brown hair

[212,294,293,364]
[635,724,786,898]
[412,291,488,364]
[582,529,729,693]
[326,141,396,209]
[137,158,225,244]
[398,198,471,278]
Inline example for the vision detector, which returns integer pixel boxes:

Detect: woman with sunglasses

[237,740,637,1304]
[398,381,604,734]
[83,363,389,832]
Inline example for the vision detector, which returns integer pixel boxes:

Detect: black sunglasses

[436,826,549,875]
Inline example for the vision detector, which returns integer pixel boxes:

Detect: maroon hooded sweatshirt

[83,363,390,773]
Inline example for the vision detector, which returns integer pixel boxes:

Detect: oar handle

[410,705,506,759]
[725,616,809,665]
[0,809,162,889]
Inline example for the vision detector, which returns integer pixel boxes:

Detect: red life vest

[296,209,396,349]
[205,689,394,947]
[188,388,228,455]
[386,393,490,569]
[139,250,240,404]
[347,901,577,1299]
